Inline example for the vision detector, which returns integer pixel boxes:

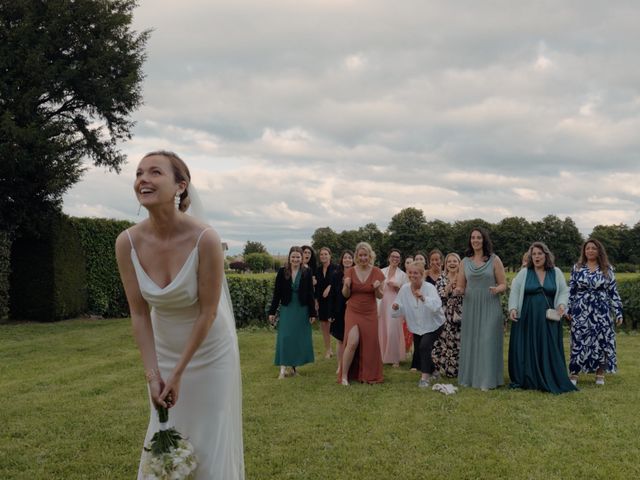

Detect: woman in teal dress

[455,228,507,390]
[268,246,317,379]
[508,242,577,394]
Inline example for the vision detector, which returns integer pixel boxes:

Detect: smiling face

[134,155,184,209]
[356,248,370,267]
[531,246,546,268]
[445,255,460,273]
[584,242,599,261]
[388,251,401,267]
[319,249,331,265]
[470,230,484,251]
[289,251,302,267]
[407,264,424,286]
[414,254,426,264]
[341,252,354,269]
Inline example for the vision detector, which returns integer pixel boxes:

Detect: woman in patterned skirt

[567,238,624,386]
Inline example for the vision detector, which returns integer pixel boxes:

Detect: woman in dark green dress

[268,246,317,379]
[508,242,577,394]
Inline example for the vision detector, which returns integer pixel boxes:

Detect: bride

[115,150,244,479]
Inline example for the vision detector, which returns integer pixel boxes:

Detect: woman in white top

[392,261,445,387]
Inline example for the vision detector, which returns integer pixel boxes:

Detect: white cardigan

[508,267,569,316]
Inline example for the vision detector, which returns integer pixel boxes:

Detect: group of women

[116,150,625,479]
[269,229,625,394]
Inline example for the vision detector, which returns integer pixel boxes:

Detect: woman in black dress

[316,247,337,358]
[329,250,354,373]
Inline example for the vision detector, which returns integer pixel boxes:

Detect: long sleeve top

[508,267,568,315]
[567,264,623,319]
[268,266,317,317]
[392,281,445,335]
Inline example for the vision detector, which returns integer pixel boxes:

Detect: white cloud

[62,1,640,253]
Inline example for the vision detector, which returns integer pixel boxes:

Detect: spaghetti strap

[195,228,213,248]
[125,229,135,249]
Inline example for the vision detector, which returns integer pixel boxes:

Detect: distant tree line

[311,208,640,271]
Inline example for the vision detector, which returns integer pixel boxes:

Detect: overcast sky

[62,0,640,255]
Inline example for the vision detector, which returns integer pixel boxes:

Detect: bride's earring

[175,192,181,209]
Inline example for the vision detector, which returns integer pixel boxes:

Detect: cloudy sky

[62,0,640,254]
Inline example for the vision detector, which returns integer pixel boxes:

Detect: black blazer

[268,266,317,317]
[315,263,337,300]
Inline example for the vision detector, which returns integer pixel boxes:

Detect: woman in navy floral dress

[568,239,624,386]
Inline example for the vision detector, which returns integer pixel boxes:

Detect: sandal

[595,375,605,385]
[569,375,578,386]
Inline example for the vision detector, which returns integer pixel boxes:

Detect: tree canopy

[0,0,149,235]
[243,240,268,256]
[309,208,609,269]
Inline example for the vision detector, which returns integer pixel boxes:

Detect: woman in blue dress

[567,239,624,386]
[268,246,317,379]
[508,242,577,394]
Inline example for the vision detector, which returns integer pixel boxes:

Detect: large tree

[0,0,149,235]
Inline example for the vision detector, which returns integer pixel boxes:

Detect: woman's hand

[322,286,331,298]
[343,277,352,288]
[149,378,167,409]
[392,303,399,311]
[489,286,500,295]
[509,309,518,322]
[616,317,624,327]
[160,371,182,409]
[453,286,464,296]
[309,316,316,324]
[556,305,565,317]
[268,314,276,326]
[373,280,381,289]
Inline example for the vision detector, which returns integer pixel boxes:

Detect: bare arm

[161,229,225,405]
[454,262,466,295]
[115,232,166,408]
[490,255,507,295]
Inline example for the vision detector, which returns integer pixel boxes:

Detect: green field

[1,319,639,479]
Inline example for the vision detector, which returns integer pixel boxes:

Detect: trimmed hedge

[226,273,275,327]
[9,214,87,321]
[0,231,10,321]
[70,217,134,317]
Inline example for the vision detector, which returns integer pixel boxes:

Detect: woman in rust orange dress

[338,241,385,385]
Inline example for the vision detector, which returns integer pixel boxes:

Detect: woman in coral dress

[338,242,385,385]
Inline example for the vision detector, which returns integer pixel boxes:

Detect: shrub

[10,214,87,321]
[617,277,640,330]
[615,263,638,273]
[229,261,247,273]
[244,252,273,272]
[0,231,10,321]
[70,217,134,317]
[227,273,275,327]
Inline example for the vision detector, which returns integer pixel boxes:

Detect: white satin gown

[127,229,245,479]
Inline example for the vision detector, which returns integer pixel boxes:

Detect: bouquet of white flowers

[141,405,198,480]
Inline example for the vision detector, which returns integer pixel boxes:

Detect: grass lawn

[1,319,639,479]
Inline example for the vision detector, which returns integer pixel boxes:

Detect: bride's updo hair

[143,150,191,212]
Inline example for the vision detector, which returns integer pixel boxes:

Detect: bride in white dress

[116,151,244,479]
